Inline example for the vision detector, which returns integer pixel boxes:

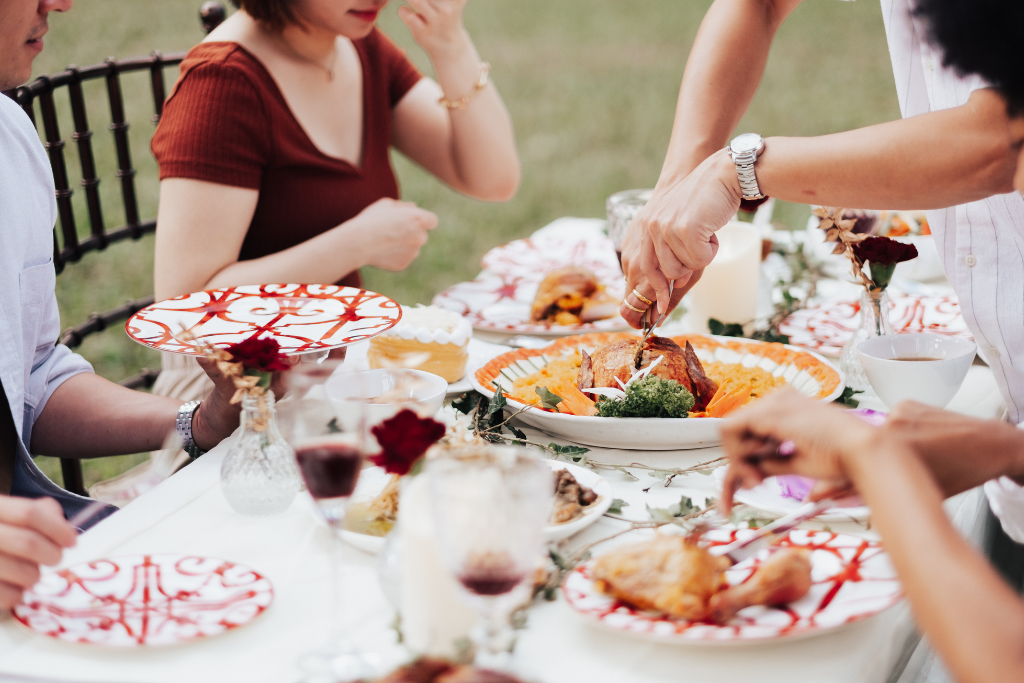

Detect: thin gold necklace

[276,35,338,82]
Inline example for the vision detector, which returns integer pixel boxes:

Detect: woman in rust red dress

[89,0,519,502]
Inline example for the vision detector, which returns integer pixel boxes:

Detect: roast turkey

[578,336,719,412]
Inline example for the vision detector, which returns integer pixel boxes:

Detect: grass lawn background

[27,0,901,489]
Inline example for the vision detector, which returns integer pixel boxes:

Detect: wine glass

[606,189,653,270]
[280,359,380,682]
[428,446,553,670]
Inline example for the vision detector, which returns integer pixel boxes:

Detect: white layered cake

[368,305,472,382]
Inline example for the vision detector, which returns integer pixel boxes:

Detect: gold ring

[631,289,654,307]
[622,300,647,314]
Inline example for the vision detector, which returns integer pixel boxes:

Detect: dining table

[0,217,1006,683]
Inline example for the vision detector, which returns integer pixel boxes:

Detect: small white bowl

[325,368,447,432]
[857,333,976,409]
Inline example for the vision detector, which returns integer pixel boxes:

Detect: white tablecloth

[0,362,1004,683]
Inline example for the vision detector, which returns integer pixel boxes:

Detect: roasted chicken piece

[579,336,719,411]
[550,468,599,524]
[592,535,729,621]
[530,266,609,324]
[709,548,813,623]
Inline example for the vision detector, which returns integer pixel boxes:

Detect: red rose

[226,337,291,373]
[369,410,446,476]
[852,236,919,266]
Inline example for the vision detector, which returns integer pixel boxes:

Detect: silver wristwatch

[727,133,767,200]
[176,400,205,459]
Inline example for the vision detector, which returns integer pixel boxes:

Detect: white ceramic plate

[126,284,401,355]
[471,333,845,451]
[431,218,629,336]
[14,555,273,646]
[711,467,870,522]
[563,528,901,645]
[778,293,972,357]
[340,460,611,553]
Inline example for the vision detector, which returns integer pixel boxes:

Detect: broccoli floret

[596,376,695,418]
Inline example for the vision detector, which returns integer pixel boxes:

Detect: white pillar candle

[398,473,477,657]
[683,220,762,334]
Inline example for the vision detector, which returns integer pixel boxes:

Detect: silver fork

[633,280,674,369]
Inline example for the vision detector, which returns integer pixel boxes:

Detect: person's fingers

[618,277,652,329]
[638,245,674,318]
[0,553,41,590]
[807,479,855,502]
[396,4,428,31]
[0,524,63,567]
[675,268,704,298]
[402,0,438,21]
[0,581,23,609]
[0,498,75,550]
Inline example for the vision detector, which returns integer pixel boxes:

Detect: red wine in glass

[296,441,363,515]
[458,571,525,597]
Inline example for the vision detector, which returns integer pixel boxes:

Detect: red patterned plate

[126,284,402,355]
[13,554,274,647]
[563,529,901,645]
[432,221,628,335]
[778,293,972,357]
[433,272,629,335]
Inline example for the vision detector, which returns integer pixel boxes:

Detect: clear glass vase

[220,391,302,516]
[840,289,895,393]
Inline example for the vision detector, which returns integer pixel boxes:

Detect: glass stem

[472,598,513,671]
[329,529,347,644]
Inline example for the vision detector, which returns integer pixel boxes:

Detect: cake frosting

[369,305,473,382]
[384,305,472,347]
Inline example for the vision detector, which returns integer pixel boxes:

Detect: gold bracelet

[438,62,491,110]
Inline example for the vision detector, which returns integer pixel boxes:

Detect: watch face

[731,133,763,155]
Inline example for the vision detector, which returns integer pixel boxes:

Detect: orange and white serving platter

[563,529,902,645]
[470,332,844,450]
[126,284,402,355]
[14,555,274,647]
[779,293,971,357]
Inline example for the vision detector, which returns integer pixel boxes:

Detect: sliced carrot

[705,387,750,418]
[555,383,598,417]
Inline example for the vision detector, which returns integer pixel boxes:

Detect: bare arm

[720,392,1024,683]
[850,439,1024,683]
[153,180,436,300]
[391,0,519,201]
[657,0,805,187]
[621,88,1021,326]
[30,362,240,457]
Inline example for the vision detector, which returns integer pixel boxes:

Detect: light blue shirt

[0,93,104,521]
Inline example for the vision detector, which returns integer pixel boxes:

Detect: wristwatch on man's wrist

[727,133,767,201]
[176,400,206,460]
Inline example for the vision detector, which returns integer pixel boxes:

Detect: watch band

[176,400,205,459]
[727,137,767,201]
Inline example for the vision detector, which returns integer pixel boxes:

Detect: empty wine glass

[280,359,379,683]
[429,446,552,670]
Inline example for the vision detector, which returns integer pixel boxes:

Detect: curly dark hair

[237,0,298,30]
[914,0,1024,116]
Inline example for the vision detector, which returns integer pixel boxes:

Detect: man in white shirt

[0,0,242,609]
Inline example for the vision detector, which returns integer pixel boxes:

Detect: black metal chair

[0,3,230,496]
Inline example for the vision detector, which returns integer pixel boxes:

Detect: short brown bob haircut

[237,0,299,30]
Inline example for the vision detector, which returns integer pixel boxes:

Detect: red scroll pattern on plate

[13,554,274,647]
[126,284,402,355]
[562,529,901,644]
